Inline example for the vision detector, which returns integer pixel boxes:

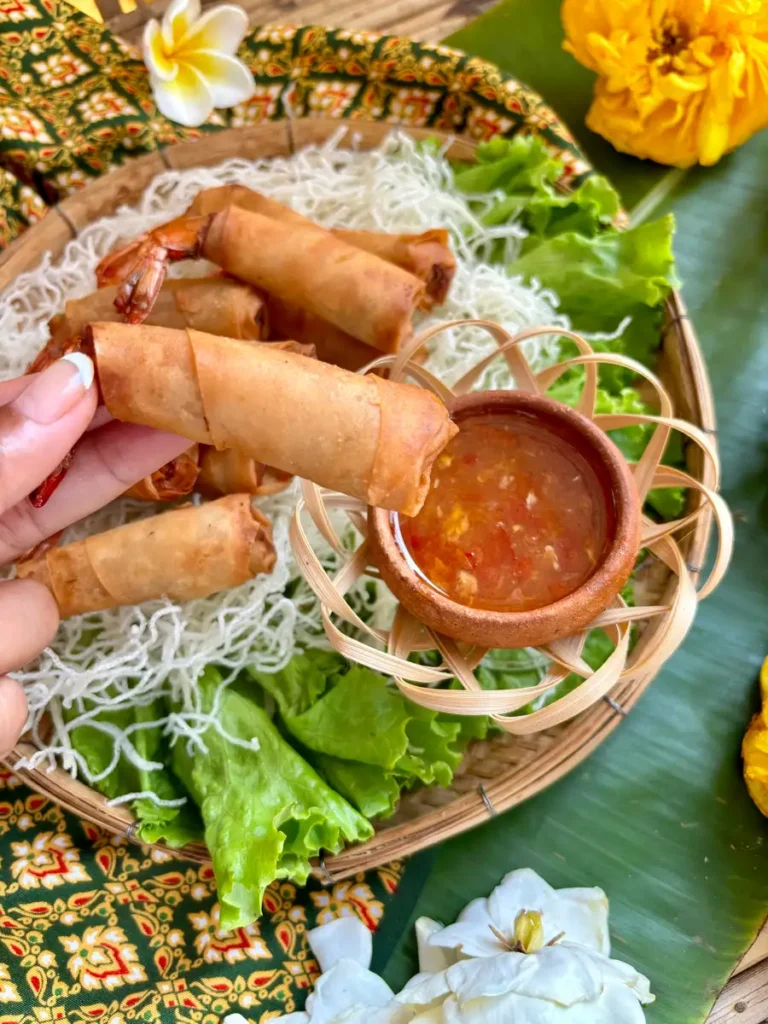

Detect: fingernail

[14,354,95,425]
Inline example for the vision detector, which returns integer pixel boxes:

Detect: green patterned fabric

[0,767,410,1022]
[0,0,586,246]
[0,167,46,246]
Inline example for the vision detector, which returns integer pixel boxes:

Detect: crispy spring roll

[187,185,456,309]
[17,494,276,618]
[265,294,378,372]
[88,323,457,515]
[124,340,315,503]
[203,205,424,354]
[49,277,268,348]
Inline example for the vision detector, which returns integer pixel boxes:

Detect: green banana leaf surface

[379,3,768,1021]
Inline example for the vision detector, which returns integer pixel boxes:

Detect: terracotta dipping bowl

[368,390,642,650]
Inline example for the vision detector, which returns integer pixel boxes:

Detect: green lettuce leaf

[474,628,616,716]
[271,665,410,769]
[171,667,372,930]
[249,648,341,718]
[453,135,562,197]
[547,376,686,520]
[512,215,679,370]
[314,756,403,820]
[65,698,201,849]
[455,136,619,241]
[452,135,678,383]
[249,656,464,819]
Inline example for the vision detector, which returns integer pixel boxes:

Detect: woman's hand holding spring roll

[0,354,191,756]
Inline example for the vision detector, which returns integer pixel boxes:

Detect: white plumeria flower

[143,0,254,127]
[397,943,654,1023]
[422,867,610,962]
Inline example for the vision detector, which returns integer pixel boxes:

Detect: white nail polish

[61,352,95,391]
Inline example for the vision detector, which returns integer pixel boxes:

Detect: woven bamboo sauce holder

[0,115,732,881]
[290,316,732,739]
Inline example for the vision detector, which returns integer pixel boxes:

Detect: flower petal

[306,959,396,1020]
[176,4,248,56]
[415,917,455,974]
[143,19,176,81]
[162,0,201,51]
[396,968,451,1008]
[554,886,610,955]
[308,916,373,973]
[488,868,555,929]
[187,51,254,108]
[428,899,500,958]
[151,62,213,127]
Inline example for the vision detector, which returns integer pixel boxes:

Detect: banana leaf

[379,4,768,1021]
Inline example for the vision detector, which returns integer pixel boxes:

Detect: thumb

[0,354,97,516]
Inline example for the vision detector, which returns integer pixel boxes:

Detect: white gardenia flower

[238,874,652,1024]
[422,867,610,962]
[308,916,373,974]
[397,942,654,1023]
[273,917,414,1024]
[277,959,414,1023]
[143,0,254,127]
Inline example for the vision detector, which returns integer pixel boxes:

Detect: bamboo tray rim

[0,116,717,883]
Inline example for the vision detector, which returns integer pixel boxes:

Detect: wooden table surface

[75,0,767,1018]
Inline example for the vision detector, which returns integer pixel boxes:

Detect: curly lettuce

[453,136,684,518]
[455,136,679,376]
[248,651,466,820]
[63,698,202,849]
[171,666,372,930]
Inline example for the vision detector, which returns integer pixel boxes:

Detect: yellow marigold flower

[743,657,768,817]
[562,0,768,166]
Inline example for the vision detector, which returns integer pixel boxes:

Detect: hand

[0,353,190,757]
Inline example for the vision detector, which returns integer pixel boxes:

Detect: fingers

[0,420,191,564]
[0,677,28,758]
[0,376,35,406]
[0,579,59,672]
[0,355,97,516]
[0,578,58,758]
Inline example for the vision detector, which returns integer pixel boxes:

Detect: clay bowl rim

[368,389,642,648]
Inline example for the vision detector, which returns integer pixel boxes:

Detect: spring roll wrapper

[197,448,292,498]
[265,294,378,372]
[49,277,268,345]
[91,323,457,515]
[338,228,455,308]
[17,494,276,618]
[203,205,424,353]
[123,340,314,502]
[189,185,455,307]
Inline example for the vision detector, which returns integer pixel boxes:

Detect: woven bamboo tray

[0,116,716,883]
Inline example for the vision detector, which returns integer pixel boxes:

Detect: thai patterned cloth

[0,767,408,1022]
[0,0,585,248]
[0,3,584,1019]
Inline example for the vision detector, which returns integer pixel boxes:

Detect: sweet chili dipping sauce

[395,412,611,613]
